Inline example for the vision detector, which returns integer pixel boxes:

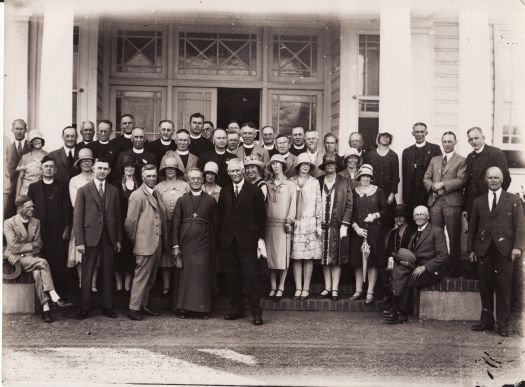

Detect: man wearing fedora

[4,195,73,322]
[198,128,237,187]
[27,156,73,295]
[384,205,448,324]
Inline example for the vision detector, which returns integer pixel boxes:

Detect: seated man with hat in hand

[4,195,73,323]
[383,205,448,324]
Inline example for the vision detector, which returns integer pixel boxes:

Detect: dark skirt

[349,223,386,268]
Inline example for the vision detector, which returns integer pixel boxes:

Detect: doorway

[217,88,261,129]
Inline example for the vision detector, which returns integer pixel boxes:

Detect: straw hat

[74,148,94,167]
[294,152,316,174]
[28,130,45,146]
[342,147,362,164]
[159,156,184,176]
[265,154,288,175]
[244,155,266,170]
[356,164,374,180]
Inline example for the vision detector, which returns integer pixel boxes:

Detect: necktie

[442,155,447,168]
[17,141,22,156]
[234,185,239,198]
[98,182,104,197]
[152,190,159,202]
[68,150,74,165]
[491,192,497,213]
[411,230,423,251]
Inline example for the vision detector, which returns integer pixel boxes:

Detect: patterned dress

[290,175,322,260]
[16,151,47,195]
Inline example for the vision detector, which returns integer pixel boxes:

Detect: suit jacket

[145,139,177,168]
[75,141,93,152]
[3,216,42,261]
[125,184,167,256]
[234,144,270,165]
[408,223,449,276]
[197,149,236,187]
[423,152,467,207]
[47,147,79,183]
[402,142,441,206]
[73,180,122,248]
[87,141,115,163]
[464,145,512,215]
[284,153,297,178]
[318,175,353,228]
[161,150,199,180]
[467,191,525,258]
[217,180,266,251]
[4,140,30,194]
[27,179,72,230]
[112,148,157,184]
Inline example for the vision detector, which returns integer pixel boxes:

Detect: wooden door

[174,87,217,130]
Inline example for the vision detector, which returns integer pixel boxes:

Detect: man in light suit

[234,123,270,165]
[218,158,266,325]
[161,129,199,181]
[401,122,442,218]
[4,195,73,323]
[47,126,79,184]
[384,205,449,324]
[275,134,297,179]
[74,158,122,319]
[125,164,166,321]
[4,119,30,218]
[423,131,467,276]
[468,167,524,337]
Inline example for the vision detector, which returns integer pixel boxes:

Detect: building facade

[4,0,525,195]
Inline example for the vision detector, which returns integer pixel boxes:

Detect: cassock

[171,191,217,313]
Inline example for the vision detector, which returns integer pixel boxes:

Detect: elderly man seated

[383,205,449,324]
[3,195,73,323]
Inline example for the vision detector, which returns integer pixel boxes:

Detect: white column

[77,18,99,124]
[38,0,74,150]
[458,0,491,155]
[3,6,30,138]
[379,5,413,202]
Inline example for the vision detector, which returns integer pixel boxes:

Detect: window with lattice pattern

[115,30,163,74]
[272,34,318,79]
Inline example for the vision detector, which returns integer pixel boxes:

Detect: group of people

[3,115,523,335]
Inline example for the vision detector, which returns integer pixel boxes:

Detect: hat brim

[265,160,288,175]
[160,166,185,176]
[74,157,95,167]
[318,161,345,172]
[3,259,22,280]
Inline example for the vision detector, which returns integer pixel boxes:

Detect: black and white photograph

[1,0,525,385]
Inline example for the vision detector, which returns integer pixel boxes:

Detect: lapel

[27,217,38,241]
[412,224,432,250]
[141,184,158,210]
[492,190,507,218]
[233,181,248,209]
[188,154,198,169]
[173,151,186,172]
[58,148,70,172]
[13,216,29,241]
[87,181,103,210]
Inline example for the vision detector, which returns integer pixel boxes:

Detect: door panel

[174,87,217,130]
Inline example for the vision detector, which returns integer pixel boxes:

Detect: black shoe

[316,289,330,299]
[498,327,509,337]
[42,311,53,323]
[331,290,339,302]
[384,314,408,324]
[127,310,143,321]
[471,322,494,332]
[102,308,118,318]
[382,307,396,317]
[252,311,263,326]
[224,312,245,320]
[76,309,89,320]
[300,290,310,301]
[267,289,276,301]
[141,305,160,316]
[161,288,170,298]
[52,299,74,308]
[274,289,284,302]
[178,310,188,319]
[292,289,302,300]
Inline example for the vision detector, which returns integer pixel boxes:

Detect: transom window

[272,34,319,79]
[115,29,163,74]
[178,32,257,76]
[271,92,320,136]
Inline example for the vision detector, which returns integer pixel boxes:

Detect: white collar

[160,139,172,146]
[123,133,132,139]
[307,148,318,154]
[233,179,245,191]
[63,146,75,155]
[94,178,106,188]
[215,148,226,155]
[488,188,503,208]
[191,190,203,196]
[283,152,290,158]
[17,214,30,224]
[475,144,485,154]
[418,223,428,232]
[444,151,454,158]
[293,144,305,149]
[415,141,427,148]
[177,150,189,156]
[82,140,92,145]
[99,140,110,145]
[243,143,255,149]
[15,140,25,146]
[145,185,154,195]
[190,134,202,140]
[132,148,144,154]
[42,178,54,185]
[264,144,275,150]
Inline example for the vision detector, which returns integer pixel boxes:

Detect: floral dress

[16,152,47,195]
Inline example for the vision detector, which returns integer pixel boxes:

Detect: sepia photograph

[1,0,525,385]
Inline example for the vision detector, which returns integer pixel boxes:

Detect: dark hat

[318,154,344,172]
[121,154,136,169]
[392,248,417,269]
[394,204,408,218]
[40,155,55,165]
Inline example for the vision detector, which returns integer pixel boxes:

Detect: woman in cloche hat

[203,161,221,202]
[15,130,47,197]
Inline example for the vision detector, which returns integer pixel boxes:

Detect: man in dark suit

[188,112,214,157]
[289,126,307,156]
[108,114,135,167]
[161,129,199,181]
[467,167,524,337]
[74,158,122,319]
[47,126,79,184]
[75,120,95,151]
[348,131,367,161]
[401,122,442,218]
[423,131,467,276]
[383,205,449,324]
[112,127,156,184]
[261,126,278,157]
[145,119,177,169]
[218,158,266,325]
[275,134,297,178]
[27,156,73,295]
[87,120,115,162]
[198,129,236,187]
[4,119,30,218]
[464,126,512,218]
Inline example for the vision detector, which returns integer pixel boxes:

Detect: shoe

[498,327,509,337]
[349,291,363,301]
[274,289,284,302]
[92,287,98,293]
[42,311,53,323]
[382,307,396,318]
[365,293,375,305]
[292,289,302,300]
[267,289,276,300]
[52,299,74,308]
[316,289,330,299]
[384,314,408,324]
[331,290,339,302]
[77,309,89,320]
[127,310,143,321]
[102,308,118,318]
[161,288,169,298]
[224,311,245,320]
[300,289,310,301]
[470,322,494,332]
[178,310,188,319]
[141,305,160,316]
[252,311,263,326]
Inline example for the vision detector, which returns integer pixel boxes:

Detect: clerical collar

[123,134,132,139]
[293,144,305,150]
[415,141,427,148]
[475,145,485,154]
[160,139,172,146]
[418,223,428,232]
[190,134,202,140]
[191,190,203,196]
[177,150,189,156]
[133,148,144,154]
[83,140,92,145]
[99,140,110,145]
[264,144,275,150]
[42,178,54,185]
[243,143,255,149]
[215,149,226,155]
